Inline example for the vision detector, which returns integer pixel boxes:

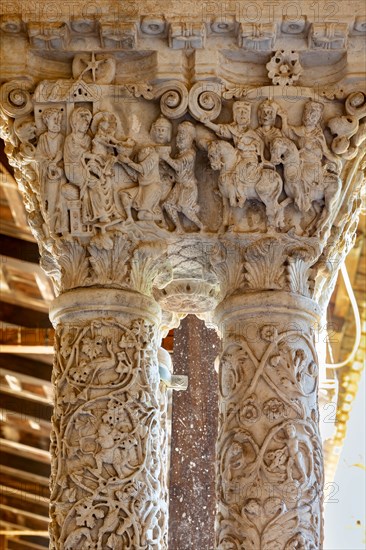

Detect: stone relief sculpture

[118,116,171,225]
[2,76,360,255]
[161,121,203,233]
[51,316,168,550]
[215,322,323,550]
[255,99,283,159]
[0,29,364,548]
[274,100,342,236]
[36,107,65,235]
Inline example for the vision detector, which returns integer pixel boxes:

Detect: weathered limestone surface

[215,293,323,549]
[49,290,169,549]
[0,2,365,547]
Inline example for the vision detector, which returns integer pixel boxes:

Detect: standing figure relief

[160,121,203,233]
[36,107,65,234]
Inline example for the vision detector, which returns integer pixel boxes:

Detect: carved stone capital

[0,75,363,313]
[0,15,365,547]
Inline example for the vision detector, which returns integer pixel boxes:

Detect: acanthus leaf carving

[87,234,132,287]
[244,239,286,291]
[130,242,172,296]
[57,240,90,290]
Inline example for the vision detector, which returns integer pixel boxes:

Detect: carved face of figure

[44,110,62,133]
[303,102,323,128]
[258,101,277,127]
[98,115,115,134]
[229,442,243,458]
[219,537,238,550]
[150,117,172,144]
[285,424,296,438]
[74,108,92,134]
[15,118,37,143]
[233,102,251,126]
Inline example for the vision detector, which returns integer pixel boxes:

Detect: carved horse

[207,140,285,231]
[270,137,341,235]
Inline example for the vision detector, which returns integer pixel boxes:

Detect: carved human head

[285,423,296,437]
[14,116,37,143]
[257,99,279,126]
[41,107,62,132]
[99,113,117,133]
[229,441,243,456]
[150,115,172,144]
[233,101,251,126]
[176,121,195,150]
[219,536,239,550]
[302,100,323,127]
[70,107,92,134]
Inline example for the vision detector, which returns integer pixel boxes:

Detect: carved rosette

[49,289,168,550]
[214,293,323,550]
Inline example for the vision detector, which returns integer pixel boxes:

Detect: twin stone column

[1,77,364,549]
[45,275,325,549]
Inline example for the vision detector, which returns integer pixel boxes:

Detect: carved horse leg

[256,170,284,230]
[314,180,341,237]
[164,202,184,233]
[182,207,204,231]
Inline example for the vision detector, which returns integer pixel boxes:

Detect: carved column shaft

[214,292,323,550]
[49,289,168,550]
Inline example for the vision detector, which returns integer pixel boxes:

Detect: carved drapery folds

[0,35,364,549]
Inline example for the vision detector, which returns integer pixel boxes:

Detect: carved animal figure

[207,139,285,231]
[270,137,341,236]
[94,426,139,479]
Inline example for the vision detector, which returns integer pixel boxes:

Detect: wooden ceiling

[0,137,364,549]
